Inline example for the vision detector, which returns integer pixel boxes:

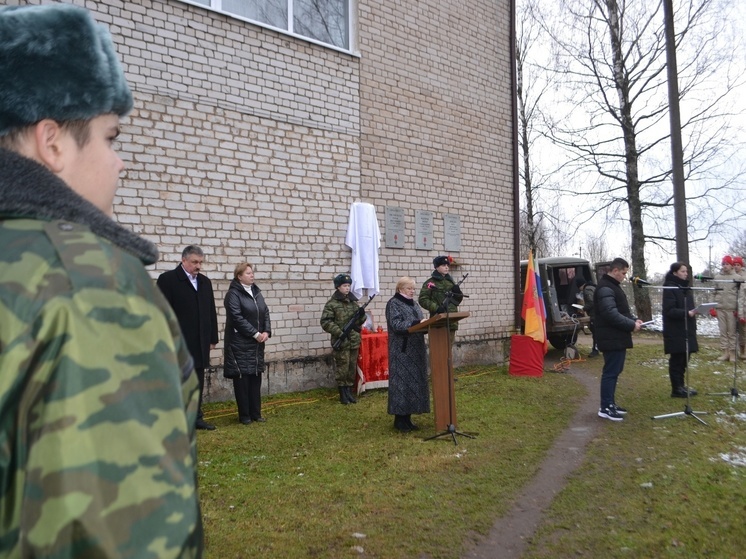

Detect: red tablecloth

[356,331,389,395]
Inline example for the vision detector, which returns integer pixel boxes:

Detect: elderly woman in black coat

[224,263,271,424]
[662,262,698,398]
[386,276,429,433]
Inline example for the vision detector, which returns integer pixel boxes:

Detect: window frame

[178,0,355,54]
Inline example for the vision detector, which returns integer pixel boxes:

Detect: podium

[409,312,470,431]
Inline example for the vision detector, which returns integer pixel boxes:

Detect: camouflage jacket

[0,148,203,558]
[418,271,464,331]
[320,291,365,350]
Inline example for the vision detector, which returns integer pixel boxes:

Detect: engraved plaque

[415,209,434,250]
[385,206,405,248]
[444,214,461,252]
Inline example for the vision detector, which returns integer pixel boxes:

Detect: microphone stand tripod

[649,283,712,425]
[706,278,744,402]
[425,274,475,445]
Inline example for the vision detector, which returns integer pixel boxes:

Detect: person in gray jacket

[386,277,429,432]
[712,255,740,361]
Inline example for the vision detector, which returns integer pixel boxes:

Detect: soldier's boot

[344,386,357,404]
[740,347,746,360]
[730,350,738,362]
[338,386,350,405]
[719,351,730,361]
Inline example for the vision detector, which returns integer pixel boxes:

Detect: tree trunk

[604,0,652,320]
[517,42,537,256]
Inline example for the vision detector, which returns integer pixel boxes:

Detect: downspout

[510,0,521,330]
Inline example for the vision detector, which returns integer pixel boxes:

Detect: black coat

[662,271,698,355]
[223,279,271,378]
[157,264,218,369]
[594,273,636,351]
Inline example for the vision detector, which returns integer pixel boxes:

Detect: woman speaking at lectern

[386,277,429,433]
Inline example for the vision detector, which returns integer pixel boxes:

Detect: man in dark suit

[158,245,219,430]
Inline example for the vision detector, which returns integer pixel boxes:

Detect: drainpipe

[510,0,521,330]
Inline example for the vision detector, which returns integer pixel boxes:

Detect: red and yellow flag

[521,251,548,353]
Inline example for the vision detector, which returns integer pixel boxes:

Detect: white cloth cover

[345,202,381,299]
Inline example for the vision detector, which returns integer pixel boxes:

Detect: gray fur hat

[0,4,133,136]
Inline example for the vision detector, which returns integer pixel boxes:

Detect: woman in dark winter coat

[224,263,272,424]
[662,262,699,398]
[386,277,429,432]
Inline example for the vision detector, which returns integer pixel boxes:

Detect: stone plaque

[444,214,461,252]
[415,209,434,250]
[385,206,405,248]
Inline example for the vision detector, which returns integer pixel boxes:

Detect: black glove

[451,284,462,294]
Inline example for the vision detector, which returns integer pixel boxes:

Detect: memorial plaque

[415,209,434,250]
[444,214,461,252]
[385,206,405,248]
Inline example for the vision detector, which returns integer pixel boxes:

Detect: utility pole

[663,0,689,266]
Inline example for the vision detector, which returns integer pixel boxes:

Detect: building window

[183,0,351,51]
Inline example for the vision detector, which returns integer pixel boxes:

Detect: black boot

[338,386,350,405]
[394,415,411,432]
[344,386,357,404]
[406,415,419,431]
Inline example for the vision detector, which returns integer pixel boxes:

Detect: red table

[356,330,389,395]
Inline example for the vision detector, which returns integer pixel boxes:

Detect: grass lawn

[524,337,746,559]
[197,334,746,558]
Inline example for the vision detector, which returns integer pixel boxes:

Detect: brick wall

[18,0,516,400]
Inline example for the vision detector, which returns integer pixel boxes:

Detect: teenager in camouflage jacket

[320,274,366,404]
[418,256,465,331]
[0,5,202,556]
[0,146,203,558]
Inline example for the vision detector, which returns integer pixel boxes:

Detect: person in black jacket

[662,262,699,398]
[223,262,272,425]
[594,257,642,421]
[157,245,219,430]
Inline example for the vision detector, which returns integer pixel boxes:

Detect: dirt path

[461,353,601,559]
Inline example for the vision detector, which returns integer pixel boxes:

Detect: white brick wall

[17,0,516,397]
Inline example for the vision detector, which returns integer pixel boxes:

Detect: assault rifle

[434,273,469,314]
[332,294,376,350]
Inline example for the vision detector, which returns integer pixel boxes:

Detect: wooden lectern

[409,311,470,431]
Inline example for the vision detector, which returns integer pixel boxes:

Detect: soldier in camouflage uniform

[0,5,202,557]
[321,274,367,404]
[419,255,465,343]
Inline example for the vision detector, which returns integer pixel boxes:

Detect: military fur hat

[334,274,352,288]
[0,4,133,136]
[433,255,450,268]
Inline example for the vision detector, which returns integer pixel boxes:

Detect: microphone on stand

[631,277,651,287]
[693,274,714,282]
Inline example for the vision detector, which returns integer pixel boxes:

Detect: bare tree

[517,0,570,258]
[533,0,745,320]
[728,230,746,258]
[584,233,609,266]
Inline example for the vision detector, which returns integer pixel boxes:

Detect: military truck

[520,256,596,349]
